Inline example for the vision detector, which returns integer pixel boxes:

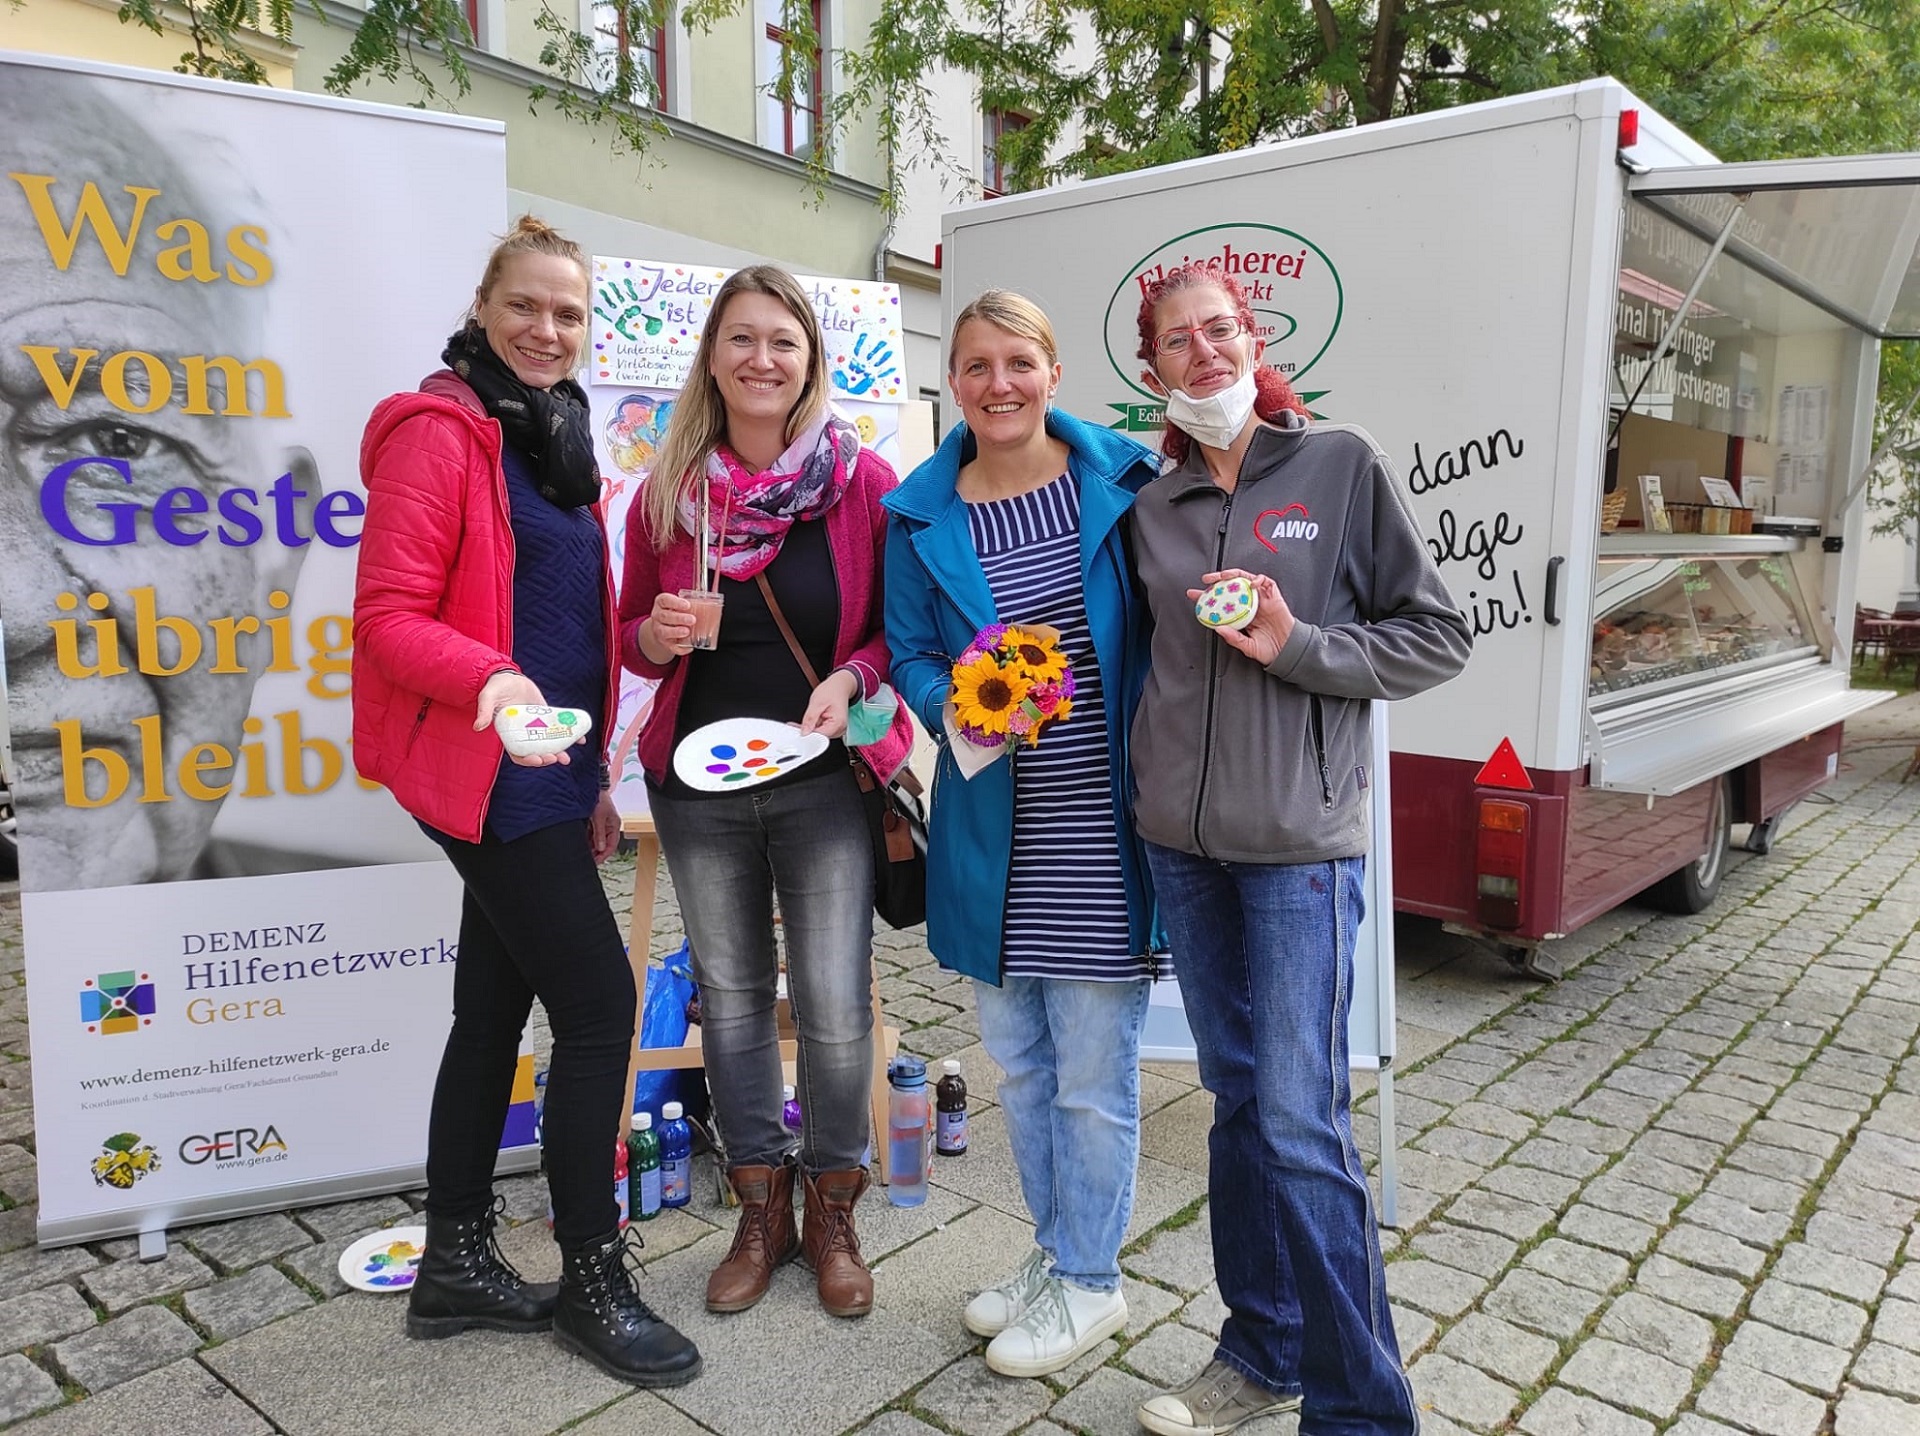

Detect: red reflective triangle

[1475,738,1534,791]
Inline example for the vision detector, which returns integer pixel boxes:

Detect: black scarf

[442,325,599,509]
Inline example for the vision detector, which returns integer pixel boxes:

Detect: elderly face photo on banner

[0,66,442,894]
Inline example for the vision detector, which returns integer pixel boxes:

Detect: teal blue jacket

[882,409,1160,984]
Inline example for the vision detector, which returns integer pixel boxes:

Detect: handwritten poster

[590,256,907,401]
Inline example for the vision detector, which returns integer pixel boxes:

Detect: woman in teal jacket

[884,290,1158,1379]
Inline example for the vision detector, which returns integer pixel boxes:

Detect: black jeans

[427,819,636,1250]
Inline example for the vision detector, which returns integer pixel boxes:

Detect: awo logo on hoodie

[1256,504,1319,550]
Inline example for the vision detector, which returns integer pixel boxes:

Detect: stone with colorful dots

[1195,576,1259,632]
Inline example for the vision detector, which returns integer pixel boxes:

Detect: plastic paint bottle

[630,1112,661,1221]
[886,1056,930,1207]
[936,1059,969,1156]
[612,1135,631,1230]
[659,1101,692,1209]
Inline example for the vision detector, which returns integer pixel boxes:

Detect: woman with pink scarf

[619,265,905,1321]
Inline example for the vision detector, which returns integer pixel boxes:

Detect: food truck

[942,79,1916,969]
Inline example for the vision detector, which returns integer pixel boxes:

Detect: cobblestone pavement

[0,699,1914,1434]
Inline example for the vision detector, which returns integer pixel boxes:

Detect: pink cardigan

[618,448,906,785]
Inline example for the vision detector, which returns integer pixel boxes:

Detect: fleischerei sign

[1101,222,1344,431]
[1,53,534,1247]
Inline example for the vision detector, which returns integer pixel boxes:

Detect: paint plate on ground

[672,719,829,792]
[339,1226,427,1292]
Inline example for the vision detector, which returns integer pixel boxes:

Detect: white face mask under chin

[1164,368,1257,450]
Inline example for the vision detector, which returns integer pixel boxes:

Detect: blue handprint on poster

[831,332,898,398]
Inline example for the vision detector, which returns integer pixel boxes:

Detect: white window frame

[581,0,681,116]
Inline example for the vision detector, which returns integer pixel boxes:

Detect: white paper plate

[338,1225,427,1293]
[672,719,828,792]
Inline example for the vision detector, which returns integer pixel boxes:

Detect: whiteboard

[1139,701,1396,1069]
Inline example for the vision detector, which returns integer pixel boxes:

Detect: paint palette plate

[495,703,593,757]
[338,1225,427,1293]
[673,719,828,792]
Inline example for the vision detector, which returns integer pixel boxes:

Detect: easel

[618,816,902,1183]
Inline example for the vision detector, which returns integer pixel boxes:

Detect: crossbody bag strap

[754,571,823,689]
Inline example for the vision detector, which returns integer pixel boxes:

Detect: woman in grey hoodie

[1128,262,1471,1436]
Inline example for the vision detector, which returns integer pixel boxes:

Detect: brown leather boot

[802,1167,873,1318]
[705,1162,798,1313]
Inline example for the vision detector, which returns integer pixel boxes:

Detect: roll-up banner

[0,51,535,1247]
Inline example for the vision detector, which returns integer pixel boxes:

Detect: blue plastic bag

[632,940,696,1124]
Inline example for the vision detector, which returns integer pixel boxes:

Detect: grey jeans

[649,763,876,1172]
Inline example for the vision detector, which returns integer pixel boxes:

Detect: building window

[463,0,481,43]
[591,0,670,109]
[983,109,1029,197]
[765,0,824,158]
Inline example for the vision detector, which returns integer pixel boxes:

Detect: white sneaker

[963,1248,1051,1337]
[983,1275,1127,1378]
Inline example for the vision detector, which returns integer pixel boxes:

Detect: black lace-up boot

[554,1229,703,1386]
[406,1196,559,1339]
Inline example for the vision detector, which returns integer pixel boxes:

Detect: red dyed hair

[1135,261,1309,463]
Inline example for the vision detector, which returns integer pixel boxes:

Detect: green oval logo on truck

[1105,223,1344,421]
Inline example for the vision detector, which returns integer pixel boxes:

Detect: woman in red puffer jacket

[352,216,698,1390]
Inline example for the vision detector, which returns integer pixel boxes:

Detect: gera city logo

[180,1124,289,1168]
[1103,223,1344,432]
[91,1132,161,1189]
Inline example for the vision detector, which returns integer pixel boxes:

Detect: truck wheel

[0,794,14,879]
[1646,776,1732,914]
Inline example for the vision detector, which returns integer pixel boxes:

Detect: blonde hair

[468,215,592,366]
[640,265,831,550]
[948,289,1060,372]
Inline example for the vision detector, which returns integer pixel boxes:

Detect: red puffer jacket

[352,372,618,842]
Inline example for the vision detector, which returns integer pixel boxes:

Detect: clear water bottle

[659,1101,692,1209]
[782,1083,803,1137]
[887,1055,929,1207]
[630,1112,661,1221]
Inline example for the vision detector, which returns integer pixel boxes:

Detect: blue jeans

[650,765,874,1172]
[973,976,1150,1292]
[1145,845,1416,1436]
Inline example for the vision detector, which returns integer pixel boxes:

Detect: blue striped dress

[967,475,1146,981]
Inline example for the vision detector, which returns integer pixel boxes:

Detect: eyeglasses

[1153,315,1247,357]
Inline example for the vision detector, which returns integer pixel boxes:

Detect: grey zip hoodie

[1129,413,1472,863]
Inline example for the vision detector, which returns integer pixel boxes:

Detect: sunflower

[999,626,1067,684]
[951,651,1031,737]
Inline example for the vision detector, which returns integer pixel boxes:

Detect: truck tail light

[1476,798,1529,930]
[1619,109,1640,149]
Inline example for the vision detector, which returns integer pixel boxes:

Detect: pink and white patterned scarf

[680,412,860,581]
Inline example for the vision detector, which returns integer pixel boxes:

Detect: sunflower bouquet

[945,624,1076,777]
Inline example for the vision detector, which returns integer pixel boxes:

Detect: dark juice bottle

[935,1058,968,1156]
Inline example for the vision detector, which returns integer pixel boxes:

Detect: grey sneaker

[1137,1359,1302,1436]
